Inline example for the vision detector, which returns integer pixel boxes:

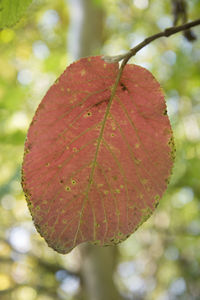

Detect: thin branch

[102,18,200,102]
[103,18,200,65]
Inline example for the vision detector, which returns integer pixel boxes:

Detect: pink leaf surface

[22,56,175,254]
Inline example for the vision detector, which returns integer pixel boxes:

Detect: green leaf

[0,0,32,29]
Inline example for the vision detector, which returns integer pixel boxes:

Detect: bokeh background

[0,0,200,299]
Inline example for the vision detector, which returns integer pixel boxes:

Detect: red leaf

[22,56,175,254]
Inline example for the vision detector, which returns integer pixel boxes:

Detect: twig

[102,18,200,101]
[102,18,200,65]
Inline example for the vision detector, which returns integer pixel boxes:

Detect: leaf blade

[22,56,174,253]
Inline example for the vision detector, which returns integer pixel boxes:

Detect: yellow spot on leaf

[103,190,109,195]
[135,143,140,149]
[65,186,71,191]
[135,158,141,165]
[73,147,78,152]
[67,88,70,92]
[111,121,116,130]
[97,183,103,188]
[141,178,148,185]
[120,185,124,189]
[81,69,86,76]
[84,111,92,118]
[115,189,120,194]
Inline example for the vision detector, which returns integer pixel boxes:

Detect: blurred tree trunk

[78,0,104,58]
[67,1,123,299]
[79,245,123,300]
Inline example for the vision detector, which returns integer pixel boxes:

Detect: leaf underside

[0,0,32,29]
[22,56,175,254]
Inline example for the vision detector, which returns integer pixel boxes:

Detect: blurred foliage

[0,0,33,29]
[0,0,200,299]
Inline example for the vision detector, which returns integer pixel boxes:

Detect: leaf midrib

[73,84,118,245]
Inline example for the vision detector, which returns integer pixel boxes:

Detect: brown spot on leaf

[120,82,128,91]
[93,98,109,107]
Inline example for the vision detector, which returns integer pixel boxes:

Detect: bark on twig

[103,18,200,65]
[102,18,200,97]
